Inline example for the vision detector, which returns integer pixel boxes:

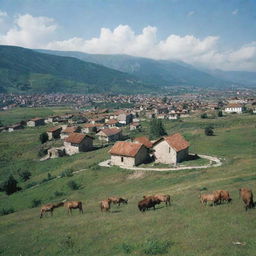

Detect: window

[169,147,170,153]
[121,157,124,162]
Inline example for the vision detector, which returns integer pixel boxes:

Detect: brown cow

[40,201,64,218]
[64,201,83,215]
[143,194,171,206]
[138,198,161,212]
[213,190,232,204]
[239,188,254,211]
[200,193,220,206]
[108,197,128,206]
[100,199,112,212]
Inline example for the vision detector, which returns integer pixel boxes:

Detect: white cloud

[232,9,239,15]
[0,13,255,71]
[0,10,8,27]
[187,11,195,16]
[0,14,57,48]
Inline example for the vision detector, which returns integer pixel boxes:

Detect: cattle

[108,197,128,206]
[138,198,161,212]
[64,201,83,215]
[213,190,232,204]
[144,194,171,206]
[239,188,254,211]
[100,199,112,212]
[200,193,220,206]
[40,201,64,218]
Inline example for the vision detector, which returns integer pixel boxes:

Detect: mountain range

[0,45,255,94]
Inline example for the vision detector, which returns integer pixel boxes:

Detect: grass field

[0,109,256,256]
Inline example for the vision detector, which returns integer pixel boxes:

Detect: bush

[218,110,223,117]
[143,240,171,255]
[31,199,42,208]
[39,132,48,144]
[1,175,21,195]
[18,170,31,182]
[0,207,15,216]
[40,173,56,184]
[200,113,208,119]
[121,243,134,254]
[60,169,73,178]
[149,118,167,139]
[205,126,214,136]
[24,181,38,189]
[67,180,80,190]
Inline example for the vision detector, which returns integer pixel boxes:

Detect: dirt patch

[127,171,146,180]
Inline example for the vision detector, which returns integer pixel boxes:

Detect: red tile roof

[64,133,92,144]
[109,141,144,157]
[62,126,78,133]
[164,133,190,152]
[99,128,121,136]
[48,126,62,132]
[106,119,118,124]
[134,136,153,148]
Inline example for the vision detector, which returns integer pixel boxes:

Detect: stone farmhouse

[109,141,149,167]
[117,112,133,125]
[96,128,122,142]
[61,126,81,139]
[224,103,245,114]
[82,123,104,134]
[8,123,24,132]
[105,119,119,128]
[64,133,93,156]
[152,133,190,165]
[47,126,62,140]
[27,117,45,127]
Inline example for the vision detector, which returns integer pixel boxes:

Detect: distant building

[109,141,149,167]
[64,133,93,155]
[153,133,189,165]
[27,118,45,127]
[105,119,119,128]
[130,122,141,131]
[224,103,245,114]
[134,136,153,149]
[8,123,24,132]
[61,126,81,139]
[45,116,60,124]
[47,126,62,140]
[82,123,104,134]
[117,112,133,125]
[96,128,122,142]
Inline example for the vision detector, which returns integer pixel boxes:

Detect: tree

[201,113,208,119]
[149,118,167,139]
[18,170,31,182]
[39,132,48,144]
[205,126,214,136]
[218,110,223,117]
[2,175,21,195]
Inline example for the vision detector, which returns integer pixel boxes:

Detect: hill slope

[0,45,152,94]
[38,49,232,88]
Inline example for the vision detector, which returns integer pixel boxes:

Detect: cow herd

[39,188,255,218]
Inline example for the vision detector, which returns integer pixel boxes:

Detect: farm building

[134,136,153,149]
[64,133,93,155]
[8,123,24,132]
[117,112,133,125]
[153,133,190,165]
[27,118,45,127]
[82,123,104,134]
[96,128,122,142]
[61,126,81,139]
[130,122,141,130]
[105,119,119,128]
[224,103,245,114]
[109,141,149,167]
[47,126,62,140]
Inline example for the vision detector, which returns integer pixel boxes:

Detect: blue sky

[0,0,255,71]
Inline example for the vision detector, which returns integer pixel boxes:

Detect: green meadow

[0,109,256,256]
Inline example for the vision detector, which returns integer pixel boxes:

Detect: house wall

[111,155,136,167]
[134,146,149,166]
[153,140,177,164]
[64,142,80,155]
[176,148,189,163]
[225,107,243,113]
[79,138,93,152]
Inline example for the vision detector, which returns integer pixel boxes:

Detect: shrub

[60,169,73,178]
[143,240,171,255]
[0,207,15,216]
[205,126,214,136]
[40,173,56,184]
[31,199,41,208]
[121,243,134,254]
[39,132,48,144]
[1,175,21,195]
[25,181,38,189]
[18,170,31,182]
[200,113,208,119]
[67,180,80,190]
[218,110,223,117]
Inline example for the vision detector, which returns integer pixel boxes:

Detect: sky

[0,0,255,71]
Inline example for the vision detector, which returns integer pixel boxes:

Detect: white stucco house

[224,103,245,114]
[152,133,190,165]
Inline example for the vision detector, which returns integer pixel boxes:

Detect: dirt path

[99,154,222,172]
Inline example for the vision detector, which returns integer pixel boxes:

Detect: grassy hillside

[0,111,256,256]
[0,45,151,94]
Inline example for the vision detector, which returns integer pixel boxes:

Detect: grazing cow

[239,188,254,211]
[213,190,232,204]
[200,193,220,206]
[100,199,112,212]
[108,197,128,206]
[138,198,161,212]
[40,202,64,218]
[144,194,171,206]
[64,201,83,215]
